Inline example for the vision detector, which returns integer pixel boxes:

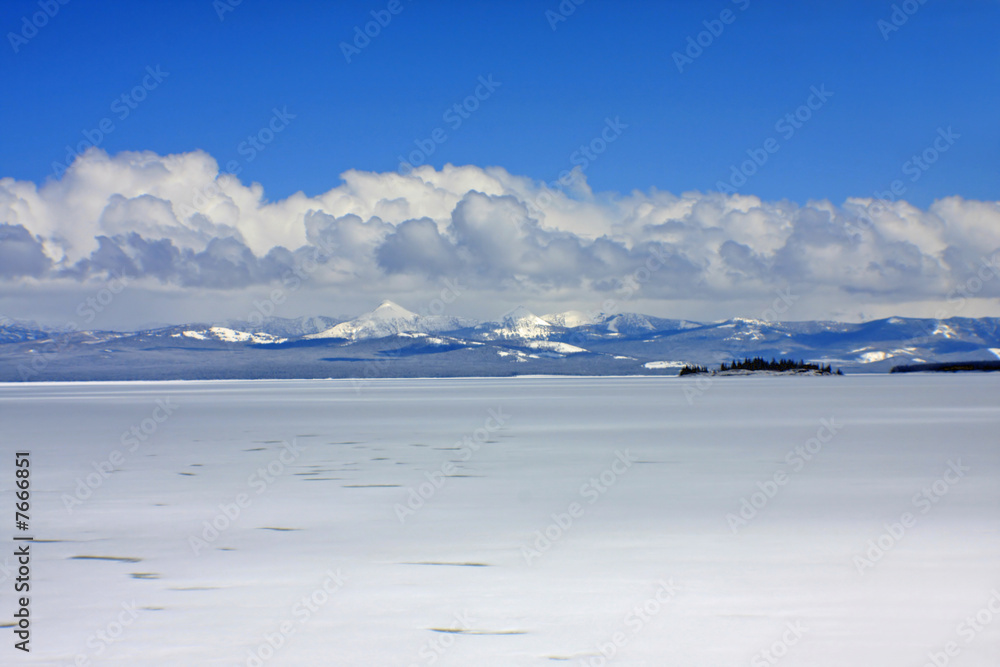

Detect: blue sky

[2,0,1000,328]
[2,0,997,206]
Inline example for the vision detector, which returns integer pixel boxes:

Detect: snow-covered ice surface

[642,361,687,369]
[2,375,999,666]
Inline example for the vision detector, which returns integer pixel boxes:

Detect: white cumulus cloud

[1,148,999,327]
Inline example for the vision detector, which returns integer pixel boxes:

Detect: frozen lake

[2,375,999,666]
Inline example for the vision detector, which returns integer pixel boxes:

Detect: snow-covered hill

[170,327,287,344]
[477,306,554,340]
[221,315,341,338]
[304,300,472,341]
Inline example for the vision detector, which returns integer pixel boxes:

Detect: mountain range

[2,300,999,382]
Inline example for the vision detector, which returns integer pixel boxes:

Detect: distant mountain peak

[542,310,604,328]
[605,312,656,333]
[372,300,418,319]
[730,317,770,328]
[501,306,550,326]
[303,299,469,340]
[477,306,553,340]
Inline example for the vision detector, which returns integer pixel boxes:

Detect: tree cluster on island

[678,357,842,376]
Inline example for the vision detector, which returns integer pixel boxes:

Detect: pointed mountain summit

[372,299,418,319]
[305,300,470,340]
[501,306,550,326]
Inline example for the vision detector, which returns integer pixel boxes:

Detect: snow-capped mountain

[304,300,472,341]
[542,311,696,335]
[0,323,50,344]
[542,310,604,328]
[603,313,661,335]
[3,304,1000,381]
[477,306,554,340]
[169,327,287,344]
[220,315,342,338]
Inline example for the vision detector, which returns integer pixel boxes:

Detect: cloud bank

[1,148,998,327]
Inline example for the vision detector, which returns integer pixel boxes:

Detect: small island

[679,357,842,376]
